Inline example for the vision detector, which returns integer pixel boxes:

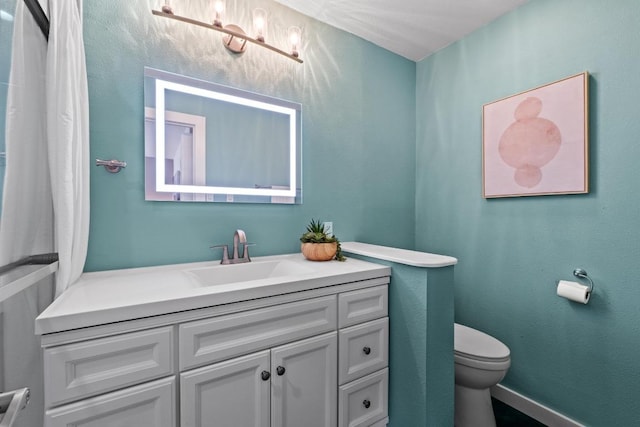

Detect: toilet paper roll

[557,280,591,304]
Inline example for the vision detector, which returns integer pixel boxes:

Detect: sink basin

[187,259,316,286]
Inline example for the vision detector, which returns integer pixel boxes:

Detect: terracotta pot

[301,242,337,261]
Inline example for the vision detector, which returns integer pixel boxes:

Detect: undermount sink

[187,258,316,286]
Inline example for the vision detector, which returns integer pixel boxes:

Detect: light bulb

[213,0,225,27]
[253,9,267,42]
[288,26,301,57]
[161,1,173,14]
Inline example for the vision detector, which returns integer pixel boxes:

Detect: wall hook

[96,159,127,173]
[573,268,595,292]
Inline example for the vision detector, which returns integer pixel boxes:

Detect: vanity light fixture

[153,2,303,63]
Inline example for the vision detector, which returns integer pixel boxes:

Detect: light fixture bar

[152,10,303,63]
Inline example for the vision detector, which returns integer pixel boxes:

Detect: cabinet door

[180,350,270,427]
[271,332,337,427]
[44,377,176,427]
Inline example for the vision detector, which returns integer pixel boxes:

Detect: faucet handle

[210,244,230,264]
[241,242,256,261]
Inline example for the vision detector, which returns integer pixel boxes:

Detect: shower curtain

[0,1,53,269]
[46,0,90,297]
[0,0,90,297]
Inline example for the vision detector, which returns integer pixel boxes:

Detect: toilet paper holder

[572,268,595,292]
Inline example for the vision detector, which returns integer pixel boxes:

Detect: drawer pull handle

[363,399,371,409]
[363,346,371,355]
[261,371,271,381]
[276,366,286,376]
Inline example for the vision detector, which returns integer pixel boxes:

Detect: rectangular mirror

[144,68,302,204]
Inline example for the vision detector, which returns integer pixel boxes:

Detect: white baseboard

[491,384,584,427]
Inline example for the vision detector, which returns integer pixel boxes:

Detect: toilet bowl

[454,323,510,427]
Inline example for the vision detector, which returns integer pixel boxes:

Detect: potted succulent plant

[300,219,346,261]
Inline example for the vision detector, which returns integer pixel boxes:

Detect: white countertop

[36,253,389,335]
[341,242,457,268]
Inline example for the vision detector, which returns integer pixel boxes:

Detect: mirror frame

[144,67,302,203]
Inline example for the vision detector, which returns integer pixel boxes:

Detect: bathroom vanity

[35,254,391,427]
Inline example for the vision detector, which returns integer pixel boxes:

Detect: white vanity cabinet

[38,258,390,427]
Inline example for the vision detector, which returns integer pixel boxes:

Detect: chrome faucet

[211,229,254,264]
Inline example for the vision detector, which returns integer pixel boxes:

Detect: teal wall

[416,1,640,425]
[83,0,416,270]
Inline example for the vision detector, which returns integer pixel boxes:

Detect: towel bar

[0,388,30,427]
[96,158,127,173]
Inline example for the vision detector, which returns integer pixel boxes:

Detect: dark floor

[493,398,547,427]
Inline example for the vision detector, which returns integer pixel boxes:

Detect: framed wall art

[482,72,589,198]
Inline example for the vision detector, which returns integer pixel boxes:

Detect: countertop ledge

[341,242,457,268]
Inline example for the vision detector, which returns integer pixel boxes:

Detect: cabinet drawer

[339,318,389,385]
[339,368,388,427]
[179,295,337,370]
[338,286,387,328]
[44,326,174,407]
[44,376,176,427]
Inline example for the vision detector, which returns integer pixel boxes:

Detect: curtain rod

[23,0,49,41]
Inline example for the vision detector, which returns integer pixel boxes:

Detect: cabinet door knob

[362,346,371,355]
[363,399,371,409]
[261,370,271,381]
[276,366,286,376]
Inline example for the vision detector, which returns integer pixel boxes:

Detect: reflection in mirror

[145,108,207,201]
[144,68,302,204]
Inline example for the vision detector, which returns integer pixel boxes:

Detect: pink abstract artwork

[483,72,589,198]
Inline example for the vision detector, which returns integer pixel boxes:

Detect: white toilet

[454,323,511,427]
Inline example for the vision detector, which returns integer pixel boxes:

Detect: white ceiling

[274,0,529,62]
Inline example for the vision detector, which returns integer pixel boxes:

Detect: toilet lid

[454,323,510,362]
